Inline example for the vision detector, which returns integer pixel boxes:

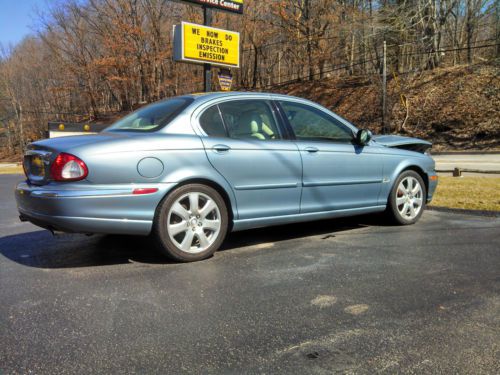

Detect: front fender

[379,154,436,204]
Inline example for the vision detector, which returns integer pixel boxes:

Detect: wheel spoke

[414,197,423,207]
[396,196,406,205]
[409,203,416,218]
[189,193,199,215]
[199,199,216,219]
[171,202,190,221]
[169,221,187,236]
[400,202,409,216]
[196,231,210,248]
[408,178,414,192]
[203,219,220,232]
[398,182,406,195]
[412,184,421,195]
[180,230,195,251]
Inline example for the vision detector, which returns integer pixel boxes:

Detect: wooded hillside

[1,0,499,157]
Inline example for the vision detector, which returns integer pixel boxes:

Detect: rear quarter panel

[67,133,239,219]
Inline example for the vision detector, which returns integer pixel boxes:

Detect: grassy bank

[430,176,500,211]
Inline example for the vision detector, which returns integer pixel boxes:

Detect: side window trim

[271,100,295,140]
[215,104,229,137]
[273,100,296,140]
[277,100,355,144]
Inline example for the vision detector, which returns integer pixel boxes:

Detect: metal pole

[278,51,282,84]
[203,7,213,92]
[382,40,387,134]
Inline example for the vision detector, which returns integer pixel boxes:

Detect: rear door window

[199,105,227,137]
[218,100,282,140]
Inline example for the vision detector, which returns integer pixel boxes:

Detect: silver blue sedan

[16,92,438,261]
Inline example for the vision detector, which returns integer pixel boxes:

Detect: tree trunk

[466,0,474,64]
[252,46,259,88]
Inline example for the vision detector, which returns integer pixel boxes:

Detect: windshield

[106,97,194,132]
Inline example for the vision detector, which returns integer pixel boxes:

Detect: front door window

[279,101,353,143]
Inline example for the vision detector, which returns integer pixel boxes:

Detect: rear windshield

[106,97,194,132]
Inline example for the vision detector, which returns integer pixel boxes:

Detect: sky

[0,0,46,47]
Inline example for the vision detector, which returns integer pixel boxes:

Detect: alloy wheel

[166,192,222,253]
[395,176,423,220]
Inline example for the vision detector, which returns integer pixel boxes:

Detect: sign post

[203,7,213,92]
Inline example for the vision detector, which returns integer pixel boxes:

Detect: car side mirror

[355,129,372,146]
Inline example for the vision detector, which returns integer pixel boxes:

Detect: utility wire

[241,21,498,54]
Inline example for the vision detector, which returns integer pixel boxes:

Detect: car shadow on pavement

[0,213,389,269]
[221,214,383,251]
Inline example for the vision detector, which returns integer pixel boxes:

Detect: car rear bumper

[15,181,176,235]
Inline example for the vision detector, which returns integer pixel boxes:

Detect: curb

[433,151,500,155]
[435,169,500,175]
[428,205,499,217]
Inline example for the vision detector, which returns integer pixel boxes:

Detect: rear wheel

[153,184,228,262]
[387,170,426,225]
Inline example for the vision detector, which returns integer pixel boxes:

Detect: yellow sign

[175,22,240,68]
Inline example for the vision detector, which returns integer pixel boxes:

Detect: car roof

[180,91,306,105]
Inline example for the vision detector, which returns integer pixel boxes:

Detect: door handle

[304,146,319,153]
[212,144,231,153]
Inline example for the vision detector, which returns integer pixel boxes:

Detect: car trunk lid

[23,133,125,185]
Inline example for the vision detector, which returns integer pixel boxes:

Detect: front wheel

[386,170,426,225]
[152,184,229,262]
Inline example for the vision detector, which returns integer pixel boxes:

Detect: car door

[276,99,383,213]
[195,99,302,220]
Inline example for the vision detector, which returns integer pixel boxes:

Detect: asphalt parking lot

[1,174,499,374]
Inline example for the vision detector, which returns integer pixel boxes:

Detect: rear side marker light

[133,188,159,195]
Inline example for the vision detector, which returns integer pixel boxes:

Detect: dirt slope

[275,63,500,151]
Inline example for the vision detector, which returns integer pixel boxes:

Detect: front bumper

[15,181,176,235]
[426,172,438,203]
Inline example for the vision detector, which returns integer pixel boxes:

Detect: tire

[386,170,427,225]
[152,184,229,262]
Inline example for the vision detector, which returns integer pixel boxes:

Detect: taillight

[50,153,88,181]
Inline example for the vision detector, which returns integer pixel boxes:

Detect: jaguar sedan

[16,92,438,262]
